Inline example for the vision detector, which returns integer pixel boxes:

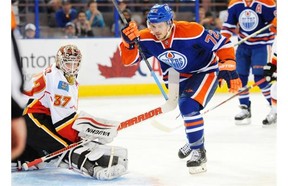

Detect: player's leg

[263,82,277,125]
[235,45,252,125]
[178,71,218,174]
[251,45,275,124]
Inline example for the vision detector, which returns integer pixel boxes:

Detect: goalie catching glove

[263,63,277,82]
[218,60,242,93]
[73,111,119,144]
[121,21,140,49]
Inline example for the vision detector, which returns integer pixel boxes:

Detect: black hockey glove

[263,63,277,82]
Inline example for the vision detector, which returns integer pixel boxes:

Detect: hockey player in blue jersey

[119,4,242,174]
[221,0,277,125]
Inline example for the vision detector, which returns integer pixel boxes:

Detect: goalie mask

[56,44,82,85]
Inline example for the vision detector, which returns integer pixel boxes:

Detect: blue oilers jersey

[221,0,276,48]
[120,21,236,84]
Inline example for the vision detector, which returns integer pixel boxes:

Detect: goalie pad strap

[70,145,120,176]
[97,155,118,167]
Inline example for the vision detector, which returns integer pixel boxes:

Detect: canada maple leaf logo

[98,47,139,78]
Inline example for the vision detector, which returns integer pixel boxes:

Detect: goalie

[13,44,128,180]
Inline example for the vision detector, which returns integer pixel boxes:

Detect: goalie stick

[22,137,94,170]
[151,78,267,132]
[22,68,179,170]
[111,0,168,100]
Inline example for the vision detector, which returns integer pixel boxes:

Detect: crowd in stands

[13,0,229,39]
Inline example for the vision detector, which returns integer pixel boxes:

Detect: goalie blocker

[73,111,119,144]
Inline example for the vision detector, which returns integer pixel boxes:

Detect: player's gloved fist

[218,60,242,93]
[270,17,277,34]
[263,63,277,82]
[121,21,140,49]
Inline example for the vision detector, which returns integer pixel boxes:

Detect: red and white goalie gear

[73,111,119,144]
[67,141,128,180]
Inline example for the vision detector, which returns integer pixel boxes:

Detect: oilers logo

[239,9,259,31]
[158,50,187,70]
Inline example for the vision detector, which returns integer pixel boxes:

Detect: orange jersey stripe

[11,11,16,30]
[120,43,140,66]
[216,47,236,62]
[185,119,204,127]
[229,0,275,7]
[173,21,204,39]
[228,0,242,7]
[192,73,217,105]
[256,0,276,6]
[239,33,275,42]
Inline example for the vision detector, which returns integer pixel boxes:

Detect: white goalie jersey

[23,63,80,142]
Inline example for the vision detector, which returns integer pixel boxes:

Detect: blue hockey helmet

[147,4,173,24]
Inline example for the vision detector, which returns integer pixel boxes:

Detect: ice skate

[178,143,192,159]
[187,147,207,174]
[262,110,277,126]
[235,104,251,125]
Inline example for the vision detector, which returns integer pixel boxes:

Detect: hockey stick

[201,77,266,115]
[117,68,179,130]
[22,137,95,170]
[22,69,179,170]
[234,24,272,47]
[111,0,168,100]
[152,78,267,132]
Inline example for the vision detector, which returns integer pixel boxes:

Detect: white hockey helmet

[56,44,82,84]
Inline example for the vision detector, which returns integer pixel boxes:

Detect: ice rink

[11,93,280,186]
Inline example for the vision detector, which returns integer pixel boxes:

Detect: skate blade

[235,118,251,125]
[188,163,207,174]
[262,122,277,128]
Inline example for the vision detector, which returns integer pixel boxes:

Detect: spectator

[85,0,105,28]
[119,0,128,12]
[138,8,150,29]
[55,0,78,28]
[111,8,132,36]
[214,17,223,33]
[23,23,36,39]
[198,8,219,32]
[47,0,62,27]
[131,14,143,30]
[219,9,228,24]
[74,10,94,37]
[63,22,77,38]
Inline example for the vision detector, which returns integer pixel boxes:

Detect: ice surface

[11,93,278,186]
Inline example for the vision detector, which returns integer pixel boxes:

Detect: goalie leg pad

[68,142,128,180]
